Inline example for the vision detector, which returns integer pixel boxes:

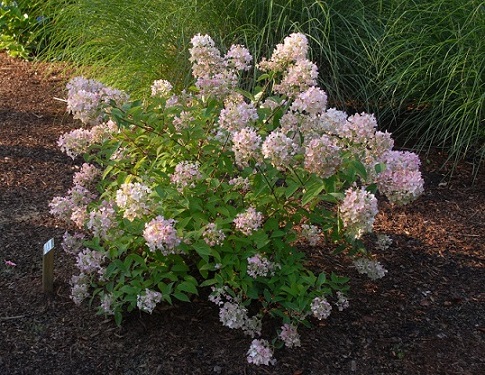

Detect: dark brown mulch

[0,52,484,375]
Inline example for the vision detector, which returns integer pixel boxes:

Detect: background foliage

[2,0,483,171]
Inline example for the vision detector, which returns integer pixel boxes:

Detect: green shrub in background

[0,0,46,58]
[30,0,485,172]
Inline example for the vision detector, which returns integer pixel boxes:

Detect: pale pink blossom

[232,127,262,168]
[219,100,259,134]
[70,273,89,305]
[87,200,118,240]
[262,130,300,170]
[225,44,252,71]
[61,231,85,255]
[311,296,332,320]
[300,224,321,246]
[340,187,378,239]
[353,257,387,280]
[72,163,101,189]
[234,207,263,235]
[279,324,301,348]
[150,79,173,98]
[258,32,309,72]
[203,223,226,246]
[377,150,424,205]
[247,339,276,366]
[137,288,162,314]
[274,59,319,97]
[143,216,181,255]
[115,182,152,221]
[291,87,328,115]
[75,248,105,274]
[304,135,341,178]
[247,254,278,278]
[335,291,350,311]
[170,161,202,190]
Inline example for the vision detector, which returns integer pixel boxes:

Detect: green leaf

[173,291,191,302]
[177,280,199,295]
[302,178,325,206]
[285,180,300,198]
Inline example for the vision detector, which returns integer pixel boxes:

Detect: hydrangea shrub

[50,33,424,365]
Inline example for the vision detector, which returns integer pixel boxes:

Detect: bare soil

[0,52,484,375]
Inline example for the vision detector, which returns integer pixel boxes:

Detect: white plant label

[43,238,54,255]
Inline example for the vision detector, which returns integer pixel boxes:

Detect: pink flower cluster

[100,293,115,315]
[115,182,152,221]
[258,33,309,71]
[353,257,387,280]
[72,163,101,189]
[70,273,89,305]
[170,161,202,190]
[209,287,262,338]
[338,112,378,145]
[202,223,226,246]
[189,34,251,99]
[233,206,263,235]
[57,120,118,159]
[136,288,162,314]
[75,248,105,276]
[335,291,350,311]
[291,87,328,115]
[143,215,181,255]
[261,130,300,170]
[49,184,97,226]
[172,111,194,131]
[228,176,250,191]
[274,59,318,97]
[246,254,278,278]
[86,200,118,240]
[279,323,301,348]
[377,150,424,205]
[225,44,253,71]
[66,76,129,124]
[339,187,378,239]
[247,339,275,366]
[304,135,341,178]
[219,99,259,134]
[300,224,321,246]
[232,127,262,168]
[311,296,333,320]
[61,231,85,255]
[150,79,173,98]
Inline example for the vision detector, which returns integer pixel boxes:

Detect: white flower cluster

[137,288,162,314]
[202,223,226,246]
[143,216,181,255]
[66,76,129,125]
[247,339,276,366]
[115,182,152,221]
[209,288,262,338]
[353,258,387,280]
[170,161,202,190]
[339,187,378,239]
[150,79,173,98]
[300,224,321,246]
[246,254,279,278]
[233,206,264,235]
[311,296,333,320]
[279,323,301,348]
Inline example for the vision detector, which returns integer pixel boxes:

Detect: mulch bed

[1,52,484,375]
